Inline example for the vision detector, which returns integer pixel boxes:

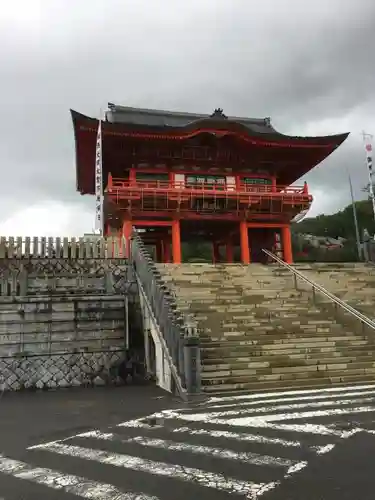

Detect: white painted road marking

[225,406,375,428]
[19,384,375,500]
[172,397,375,421]
[33,442,278,498]
[0,453,159,500]
[77,430,299,469]
[118,419,303,448]
[190,388,375,412]
[205,383,375,404]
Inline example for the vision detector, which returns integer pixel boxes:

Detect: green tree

[293,199,375,240]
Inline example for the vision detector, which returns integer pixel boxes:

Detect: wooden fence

[0,236,127,259]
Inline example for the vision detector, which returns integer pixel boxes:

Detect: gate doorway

[249,227,276,263]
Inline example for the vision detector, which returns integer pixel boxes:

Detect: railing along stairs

[130,234,201,400]
[263,249,375,334]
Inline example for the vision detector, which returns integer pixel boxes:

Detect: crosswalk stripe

[206,384,375,403]
[117,418,303,448]
[147,405,375,436]
[314,444,335,455]
[77,430,298,469]
[189,389,375,412]
[226,405,375,427]
[173,397,375,421]
[37,442,278,498]
[0,453,159,500]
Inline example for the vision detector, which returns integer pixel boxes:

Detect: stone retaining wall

[0,237,132,391]
[0,349,123,391]
[0,294,128,390]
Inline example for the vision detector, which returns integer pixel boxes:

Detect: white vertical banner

[95,116,104,234]
[363,132,375,222]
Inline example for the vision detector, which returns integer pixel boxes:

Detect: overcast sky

[0,0,374,236]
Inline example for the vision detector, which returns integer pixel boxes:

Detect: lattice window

[242,177,272,185]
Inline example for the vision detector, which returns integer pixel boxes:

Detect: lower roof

[71,107,349,195]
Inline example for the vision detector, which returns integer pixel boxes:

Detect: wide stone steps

[200,362,375,381]
[201,352,375,368]
[200,349,375,367]
[200,334,366,344]
[200,337,370,349]
[200,348,375,365]
[158,262,375,394]
[200,367,375,388]
[201,374,375,395]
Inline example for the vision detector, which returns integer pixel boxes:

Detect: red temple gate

[71,105,348,264]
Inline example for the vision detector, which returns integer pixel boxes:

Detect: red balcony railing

[105,177,312,220]
[107,178,309,196]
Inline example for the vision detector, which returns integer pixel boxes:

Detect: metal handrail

[130,233,201,397]
[262,248,375,331]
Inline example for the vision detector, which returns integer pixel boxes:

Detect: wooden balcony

[108,177,308,194]
[105,179,312,221]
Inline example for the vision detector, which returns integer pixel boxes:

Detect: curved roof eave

[71,109,350,194]
[71,109,350,147]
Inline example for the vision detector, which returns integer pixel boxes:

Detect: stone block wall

[0,295,127,390]
[0,350,124,391]
[0,236,133,391]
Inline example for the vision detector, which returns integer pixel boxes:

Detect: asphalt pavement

[1,383,375,499]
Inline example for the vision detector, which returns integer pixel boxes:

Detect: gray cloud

[0,0,374,225]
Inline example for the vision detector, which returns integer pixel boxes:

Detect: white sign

[95,119,103,234]
[364,133,375,221]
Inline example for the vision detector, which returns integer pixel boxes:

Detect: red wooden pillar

[281,225,293,264]
[240,221,250,264]
[171,220,181,264]
[129,168,136,185]
[122,220,132,258]
[225,239,234,263]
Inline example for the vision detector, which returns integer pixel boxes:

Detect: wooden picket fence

[0,236,127,259]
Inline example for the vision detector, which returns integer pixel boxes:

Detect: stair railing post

[183,332,201,394]
[293,273,298,290]
[334,301,338,321]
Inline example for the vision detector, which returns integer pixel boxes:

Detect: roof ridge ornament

[210,108,228,119]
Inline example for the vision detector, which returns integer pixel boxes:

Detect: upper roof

[106,103,277,135]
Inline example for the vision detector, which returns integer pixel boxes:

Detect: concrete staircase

[157,263,375,395]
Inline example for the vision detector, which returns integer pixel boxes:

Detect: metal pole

[124,295,129,350]
[349,172,362,260]
[348,171,362,261]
